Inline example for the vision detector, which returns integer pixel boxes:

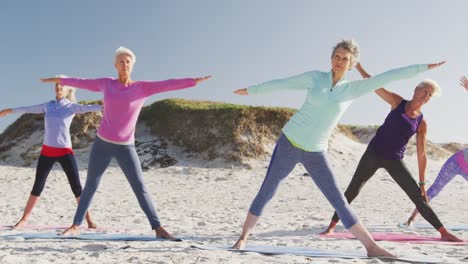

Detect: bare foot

[62,225,80,236]
[367,244,394,258]
[233,238,247,250]
[441,232,463,242]
[320,227,335,235]
[404,218,414,227]
[87,222,97,229]
[321,221,337,235]
[13,219,27,229]
[155,226,180,241]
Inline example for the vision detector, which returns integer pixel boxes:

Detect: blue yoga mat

[192,244,443,263]
[0,232,184,241]
[411,223,468,231]
[398,222,468,231]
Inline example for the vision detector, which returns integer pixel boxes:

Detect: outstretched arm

[460,76,468,90]
[69,104,103,114]
[0,109,13,117]
[416,119,429,202]
[7,103,47,115]
[140,75,211,96]
[239,71,314,96]
[332,61,445,102]
[355,63,403,108]
[41,77,106,92]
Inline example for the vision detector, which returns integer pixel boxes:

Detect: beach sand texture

[0,101,466,263]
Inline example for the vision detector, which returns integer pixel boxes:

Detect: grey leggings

[73,137,161,228]
[249,134,358,229]
[330,147,443,230]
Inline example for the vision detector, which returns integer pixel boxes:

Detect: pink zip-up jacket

[61,77,196,144]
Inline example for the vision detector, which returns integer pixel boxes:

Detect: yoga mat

[320,232,467,245]
[192,244,443,263]
[399,223,468,231]
[0,224,130,231]
[0,232,183,242]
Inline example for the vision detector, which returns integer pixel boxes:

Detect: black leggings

[331,147,443,230]
[31,154,82,197]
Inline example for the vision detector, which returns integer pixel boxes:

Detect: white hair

[56,74,76,102]
[331,39,360,68]
[115,46,136,64]
[417,79,442,97]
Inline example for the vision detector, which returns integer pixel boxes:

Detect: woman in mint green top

[232,39,445,257]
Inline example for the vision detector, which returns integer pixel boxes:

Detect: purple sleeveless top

[369,100,423,160]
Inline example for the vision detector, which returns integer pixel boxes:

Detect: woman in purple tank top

[404,76,468,225]
[321,64,462,242]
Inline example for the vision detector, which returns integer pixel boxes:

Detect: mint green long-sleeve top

[247,64,429,152]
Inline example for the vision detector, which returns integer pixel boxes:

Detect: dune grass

[0,98,461,163]
[140,99,295,161]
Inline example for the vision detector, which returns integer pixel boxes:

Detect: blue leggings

[249,134,358,229]
[73,137,161,229]
[426,152,468,200]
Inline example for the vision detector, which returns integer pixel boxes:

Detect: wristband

[418,182,426,186]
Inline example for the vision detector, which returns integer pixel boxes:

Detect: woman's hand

[195,75,212,84]
[428,61,446,70]
[355,63,369,78]
[420,184,428,202]
[0,109,12,117]
[460,76,468,90]
[234,88,248,95]
[40,77,61,84]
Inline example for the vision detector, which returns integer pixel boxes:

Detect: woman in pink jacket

[42,47,210,239]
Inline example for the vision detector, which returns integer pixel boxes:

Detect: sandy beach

[0,127,466,264]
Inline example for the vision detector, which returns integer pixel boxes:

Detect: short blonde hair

[56,74,77,102]
[115,46,136,64]
[417,79,442,97]
[65,88,76,102]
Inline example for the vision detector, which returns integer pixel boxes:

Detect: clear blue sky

[1,0,466,143]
